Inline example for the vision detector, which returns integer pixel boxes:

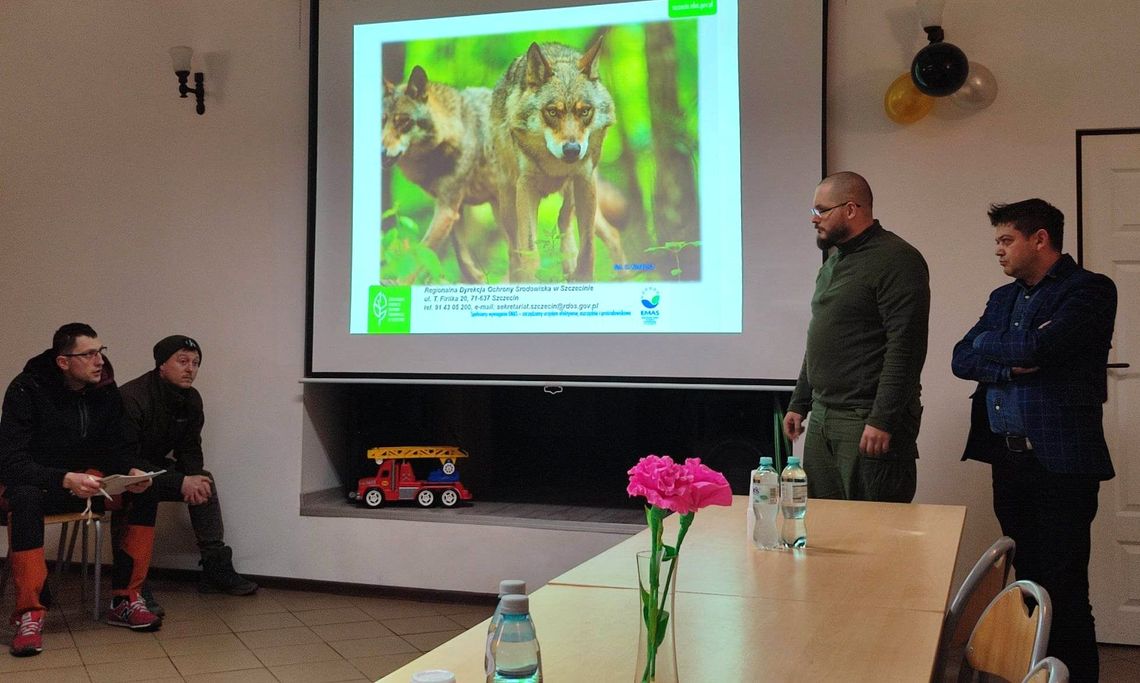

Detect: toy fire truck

[349,446,473,508]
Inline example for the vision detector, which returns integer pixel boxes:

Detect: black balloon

[910,41,969,96]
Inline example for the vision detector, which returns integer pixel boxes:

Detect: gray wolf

[382,65,497,283]
[490,36,623,281]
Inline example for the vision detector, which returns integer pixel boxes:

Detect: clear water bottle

[749,456,781,550]
[779,456,808,548]
[485,580,527,677]
[487,594,542,682]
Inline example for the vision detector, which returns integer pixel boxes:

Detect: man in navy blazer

[952,198,1116,683]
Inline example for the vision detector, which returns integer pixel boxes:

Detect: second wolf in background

[382,66,496,283]
[491,36,617,282]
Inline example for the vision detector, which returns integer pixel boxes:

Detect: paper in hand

[100,470,166,496]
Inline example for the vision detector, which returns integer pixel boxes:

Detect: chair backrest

[933,536,1015,681]
[963,580,1051,682]
[1021,656,1069,683]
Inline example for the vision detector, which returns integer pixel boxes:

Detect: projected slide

[350,0,741,335]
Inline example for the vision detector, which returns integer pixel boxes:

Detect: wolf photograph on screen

[378,21,701,285]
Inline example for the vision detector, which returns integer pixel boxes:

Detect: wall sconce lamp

[169,46,205,115]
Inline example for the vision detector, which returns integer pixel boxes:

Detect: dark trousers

[5,484,157,552]
[114,470,225,554]
[991,456,1100,683]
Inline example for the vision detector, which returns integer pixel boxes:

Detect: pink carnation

[627,454,731,514]
[677,458,733,510]
[627,455,686,511]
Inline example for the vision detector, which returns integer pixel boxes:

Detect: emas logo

[640,287,660,326]
[640,288,660,309]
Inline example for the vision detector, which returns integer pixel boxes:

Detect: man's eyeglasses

[60,346,107,360]
[811,201,860,218]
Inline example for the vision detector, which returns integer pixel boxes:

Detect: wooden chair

[1,511,105,621]
[1021,656,1069,683]
[933,536,1016,681]
[959,580,1051,683]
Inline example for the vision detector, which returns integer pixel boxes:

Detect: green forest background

[380,21,701,284]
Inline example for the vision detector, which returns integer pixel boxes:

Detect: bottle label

[781,481,807,505]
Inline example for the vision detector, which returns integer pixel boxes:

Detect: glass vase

[635,549,679,683]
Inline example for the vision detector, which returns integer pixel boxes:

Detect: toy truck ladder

[365,446,468,462]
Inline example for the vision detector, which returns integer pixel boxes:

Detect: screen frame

[305,0,828,388]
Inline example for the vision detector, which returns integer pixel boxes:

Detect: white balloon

[951,61,998,110]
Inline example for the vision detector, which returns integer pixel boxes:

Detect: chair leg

[65,520,81,575]
[92,518,103,622]
[0,549,9,598]
[55,522,70,579]
[80,520,90,603]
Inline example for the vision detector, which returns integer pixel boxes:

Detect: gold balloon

[884,72,935,124]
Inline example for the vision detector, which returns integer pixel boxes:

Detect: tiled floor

[4,570,1140,682]
[0,571,493,682]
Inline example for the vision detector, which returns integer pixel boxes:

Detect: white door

[1081,129,1140,645]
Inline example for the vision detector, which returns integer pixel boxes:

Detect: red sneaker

[105,596,162,631]
[9,609,44,657]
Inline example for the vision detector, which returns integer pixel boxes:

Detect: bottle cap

[788,456,801,466]
[759,456,773,466]
[497,579,526,597]
[499,593,529,614]
[411,670,456,683]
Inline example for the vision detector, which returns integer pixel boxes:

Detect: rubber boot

[199,546,258,595]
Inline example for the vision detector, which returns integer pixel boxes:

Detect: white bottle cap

[497,579,526,597]
[411,670,456,683]
[500,593,529,614]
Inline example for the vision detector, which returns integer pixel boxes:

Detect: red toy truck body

[349,446,473,508]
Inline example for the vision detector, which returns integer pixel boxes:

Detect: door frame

[1076,127,1140,266]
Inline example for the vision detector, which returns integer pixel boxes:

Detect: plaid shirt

[952,254,1117,479]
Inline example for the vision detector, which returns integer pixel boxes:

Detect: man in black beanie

[119,335,257,605]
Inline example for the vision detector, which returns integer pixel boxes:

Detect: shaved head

[819,171,873,210]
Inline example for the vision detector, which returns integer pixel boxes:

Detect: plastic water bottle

[749,457,781,549]
[485,580,527,677]
[487,594,542,682]
[780,456,808,548]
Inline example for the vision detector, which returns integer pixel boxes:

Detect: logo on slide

[640,287,660,327]
[640,288,660,309]
[372,292,389,321]
[367,285,411,334]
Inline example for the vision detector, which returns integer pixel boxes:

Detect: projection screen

[308,0,825,387]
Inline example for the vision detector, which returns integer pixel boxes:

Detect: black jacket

[952,254,1116,479]
[0,350,133,489]
[119,369,205,489]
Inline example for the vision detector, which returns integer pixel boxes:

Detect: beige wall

[1,0,1136,592]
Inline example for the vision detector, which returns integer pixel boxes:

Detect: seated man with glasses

[0,323,163,657]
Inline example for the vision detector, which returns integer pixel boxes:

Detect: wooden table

[552,497,966,614]
[381,497,966,682]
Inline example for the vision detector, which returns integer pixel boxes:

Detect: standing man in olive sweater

[782,172,930,502]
